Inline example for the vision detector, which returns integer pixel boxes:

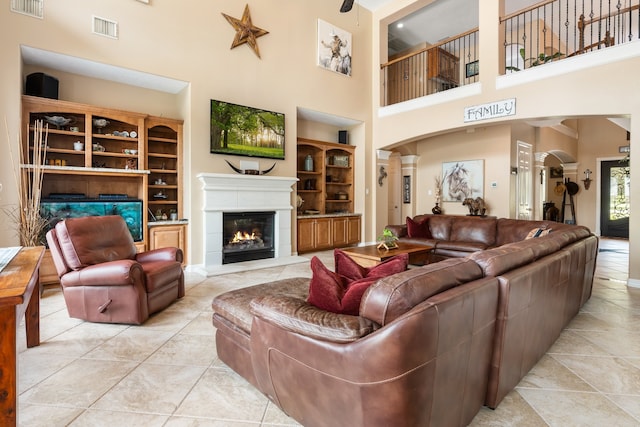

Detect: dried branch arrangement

[4,118,49,246]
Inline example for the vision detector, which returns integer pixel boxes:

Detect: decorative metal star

[222,4,269,59]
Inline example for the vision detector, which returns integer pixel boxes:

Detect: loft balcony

[381,0,640,107]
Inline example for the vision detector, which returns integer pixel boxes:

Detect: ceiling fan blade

[340,0,354,13]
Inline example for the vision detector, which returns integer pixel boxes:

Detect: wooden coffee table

[341,242,433,268]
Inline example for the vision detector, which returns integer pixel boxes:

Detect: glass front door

[600,159,630,238]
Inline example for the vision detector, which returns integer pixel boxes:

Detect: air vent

[10,0,44,19]
[92,16,118,39]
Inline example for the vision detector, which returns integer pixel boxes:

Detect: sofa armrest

[136,247,183,264]
[60,260,144,287]
[250,295,376,344]
[385,224,407,238]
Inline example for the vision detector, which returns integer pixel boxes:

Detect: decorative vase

[432,203,442,214]
[304,154,314,171]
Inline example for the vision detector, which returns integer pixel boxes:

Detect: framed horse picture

[442,160,484,202]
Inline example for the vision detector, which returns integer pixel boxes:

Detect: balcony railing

[380,29,479,106]
[501,0,639,72]
[380,0,638,106]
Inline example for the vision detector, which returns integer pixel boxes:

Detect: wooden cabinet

[297,217,332,252]
[427,47,459,89]
[297,215,360,253]
[333,216,361,247]
[148,223,188,266]
[296,137,359,253]
[22,96,148,213]
[297,138,355,215]
[146,116,183,221]
[21,96,184,282]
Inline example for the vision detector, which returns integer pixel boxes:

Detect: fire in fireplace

[222,211,275,264]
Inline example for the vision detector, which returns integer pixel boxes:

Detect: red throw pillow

[334,249,409,280]
[307,256,346,313]
[308,252,409,316]
[406,216,431,239]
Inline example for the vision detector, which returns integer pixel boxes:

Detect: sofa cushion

[406,216,431,239]
[449,217,496,246]
[360,258,483,325]
[468,243,537,277]
[308,254,409,315]
[495,218,559,246]
[428,215,453,240]
[251,295,377,343]
[212,277,310,334]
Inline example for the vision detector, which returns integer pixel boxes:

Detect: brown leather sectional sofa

[211,215,598,427]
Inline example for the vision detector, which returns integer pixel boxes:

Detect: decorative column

[376,150,392,236]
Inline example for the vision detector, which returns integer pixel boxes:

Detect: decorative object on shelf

[378,165,387,187]
[44,115,73,129]
[224,159,276,175]
[296,195,304,210]
[331,154,349,167]
[3,119,49,246]
[304,179,316,190]
[317,19,352,76]
[442,160,484,202]
[125,158,137,170]
[92,118,110,133]
[582,169,592,190]
[462,197,487,216]
[377,227,398,250]
[222,4,269,58]
[73,141,84,151]
[169,210,178,221]
[335,192,348,200]
[304,154,314,171]
[92,143,105,152]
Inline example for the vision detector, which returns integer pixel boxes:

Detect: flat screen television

[210,99,285,160]
[40,199,144,242]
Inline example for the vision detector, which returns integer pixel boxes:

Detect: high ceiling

[356,0,539,56]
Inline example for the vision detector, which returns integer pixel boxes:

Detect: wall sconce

[582,169,592,190]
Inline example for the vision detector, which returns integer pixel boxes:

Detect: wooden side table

[0,246,44,426]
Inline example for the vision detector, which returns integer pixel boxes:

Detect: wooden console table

[0,246,44,426]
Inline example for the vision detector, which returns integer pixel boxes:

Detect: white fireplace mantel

[197,173,303,275]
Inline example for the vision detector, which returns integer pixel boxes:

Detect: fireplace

[197,173,301,275]
[223,211,275,264]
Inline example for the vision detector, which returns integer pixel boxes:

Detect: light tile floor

[17,238,638,426]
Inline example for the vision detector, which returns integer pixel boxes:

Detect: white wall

[0,1,372,267]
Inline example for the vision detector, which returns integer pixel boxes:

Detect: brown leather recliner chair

[46,215,185,324]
